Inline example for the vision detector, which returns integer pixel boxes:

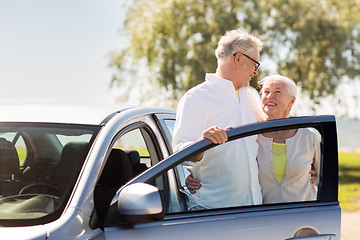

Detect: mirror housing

[117,183,164,224]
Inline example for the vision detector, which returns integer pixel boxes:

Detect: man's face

[234,49,260,89]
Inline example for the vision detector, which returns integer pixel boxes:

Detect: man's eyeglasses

[233,52,260,71]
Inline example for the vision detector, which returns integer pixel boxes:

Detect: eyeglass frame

[233,52,260,71]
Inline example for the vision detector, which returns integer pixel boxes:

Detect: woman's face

[261,79,295,120]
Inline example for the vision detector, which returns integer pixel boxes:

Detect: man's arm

[185,126,232,193]
[172,92,207,153]
[187,126,230,162]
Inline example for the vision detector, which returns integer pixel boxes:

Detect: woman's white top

[257,128,321,204]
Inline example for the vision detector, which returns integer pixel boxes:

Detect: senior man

[172,29,265,210]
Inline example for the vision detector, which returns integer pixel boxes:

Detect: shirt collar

[205,73,235,91]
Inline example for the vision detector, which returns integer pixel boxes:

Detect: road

[341,210,360,239]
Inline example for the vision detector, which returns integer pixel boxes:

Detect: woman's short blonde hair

[215,29,263,63]
[257,75,297,98]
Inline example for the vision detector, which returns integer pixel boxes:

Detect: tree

[256,0,360,99]
[110,0,360,103]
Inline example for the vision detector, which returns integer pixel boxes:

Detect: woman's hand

[309,163,318,185]
[185,173,202,193]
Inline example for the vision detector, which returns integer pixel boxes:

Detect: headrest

[123,149,141,166]
[123,149,148,176]
[52,142,89,191]
[0,138,20,175]
[60,142,89,162]
[98,149,133,186]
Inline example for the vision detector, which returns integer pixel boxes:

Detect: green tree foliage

[111,0,360,101]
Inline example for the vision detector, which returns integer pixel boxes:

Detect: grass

[338,152,360,212]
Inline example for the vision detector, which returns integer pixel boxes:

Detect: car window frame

[154,113,176,154]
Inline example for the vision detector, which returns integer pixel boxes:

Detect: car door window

[108,124,171,212]
[170,125,323,213]
[114,128,152,168]
[163,119,175,138]
[154,114,176,154]
[155,117,192,193]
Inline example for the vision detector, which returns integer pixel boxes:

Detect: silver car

[0,105,340,239]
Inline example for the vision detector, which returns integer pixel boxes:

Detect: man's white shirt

[172,73,264,209]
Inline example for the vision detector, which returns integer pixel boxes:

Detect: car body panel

[0,225,47,240]
[104,205,340,240]
[0,104,125,125]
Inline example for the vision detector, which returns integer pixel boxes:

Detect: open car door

[103,115,340,240]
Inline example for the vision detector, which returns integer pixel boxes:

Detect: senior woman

[256,75,320,204]
[185,75,320,205]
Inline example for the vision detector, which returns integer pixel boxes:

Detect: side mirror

[117,183,164,224]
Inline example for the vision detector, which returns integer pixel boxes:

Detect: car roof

[0,104,174,125]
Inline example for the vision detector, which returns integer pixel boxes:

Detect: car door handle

[286,234,337,240]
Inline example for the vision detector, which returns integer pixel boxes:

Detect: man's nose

[254,68,259,75]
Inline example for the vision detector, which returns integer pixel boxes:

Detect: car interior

[0,124,98,225]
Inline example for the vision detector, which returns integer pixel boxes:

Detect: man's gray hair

[215,29,263,63]
[257,75,297,98]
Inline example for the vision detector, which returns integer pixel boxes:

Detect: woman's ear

[289,96,296,108]
[291,96,296,104]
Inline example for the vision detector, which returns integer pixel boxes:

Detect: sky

[1,1,360,150]
[0,0,129,105]
[1,1,360,114]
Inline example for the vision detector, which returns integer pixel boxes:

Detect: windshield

[0,123,100,226]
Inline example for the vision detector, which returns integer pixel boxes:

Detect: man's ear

[233,52,241,63]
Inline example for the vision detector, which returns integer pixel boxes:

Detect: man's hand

[188,126,232,162]
[202,126,229,144]
[185,173,202,193]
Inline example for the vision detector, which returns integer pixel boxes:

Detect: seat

[0,138,20,179]
[93,148,133,229]
[21,157,57,182]
[0,138,21,195]
[55,142,89,192]
[96,149,133,186]
[123,149,148,177]
[19,142,89,196]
